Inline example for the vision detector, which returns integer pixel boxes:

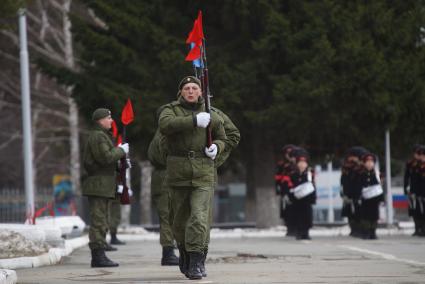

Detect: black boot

[161,246,179,266]
[105,243,117,251]
[369,228,378,240]
[177,246,189,276]
[110,233,126,245]
[200,249,207,277]
[286,226,296,237]
[187,252,203,280]
[91,249,119,267]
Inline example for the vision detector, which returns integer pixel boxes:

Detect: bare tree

[0,0,81,196]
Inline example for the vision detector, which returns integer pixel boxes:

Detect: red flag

[121,99,134,125]
[185,45,201,61]
[186,11,204,46]
[111,120,118,138]
[116,134,123,146]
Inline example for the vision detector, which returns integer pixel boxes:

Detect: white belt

[291,182,315,200]
[362,184,383,200]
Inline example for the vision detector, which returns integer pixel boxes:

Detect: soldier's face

[181,83,202,103]
[98,115,113,130]
[365,160,374,170]
[297,160,308,172]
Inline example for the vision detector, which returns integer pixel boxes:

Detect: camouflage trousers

[88,196,110,250]
[151,169,174,247]
[108,198,121,235]
[170,186,213,253]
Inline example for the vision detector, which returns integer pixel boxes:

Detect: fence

[0,187,53,223]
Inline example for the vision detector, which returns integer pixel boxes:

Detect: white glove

[126,158,132,169]
[196,112,211,128]
[128,189,133,197]
[118,143,129,154]
[117,185,124,194]
[204,144,218,160]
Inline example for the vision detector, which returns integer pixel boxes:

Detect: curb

[0,270,17,284]
[0,234,88,284]
[113,225,415,242]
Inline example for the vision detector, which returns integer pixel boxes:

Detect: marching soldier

[289,149,316,240]
[201,106,240,277]
[340,146,367,238]
[404,145,422,236]
[274,145,297,236]
[359,153,384,240]
[148,127,180,266]
[82,108,129,267]
[159,76,227,279]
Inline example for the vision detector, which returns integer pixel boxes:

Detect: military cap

[413,144,424,154]
[293,148,309,162]
[281,144,297,155]
[347,146,368,158]
[178,76,201,90]
[362,152,376,162]
[92,108,111,121]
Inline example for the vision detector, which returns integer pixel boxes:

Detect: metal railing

[0,187,53,223]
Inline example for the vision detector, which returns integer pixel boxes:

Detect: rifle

[118,99,134,205]
[118,126,131,205]
[200,40,212,147]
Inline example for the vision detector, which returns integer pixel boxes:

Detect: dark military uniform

[340,160,363,237]
[415,152,425,236]
[359,156,384,240]
[289,167,316,240]
[275,158,296,236]
[404,156,420,234]
[159,89,226,279]
[147,128,179,265]
[82,109,126,267]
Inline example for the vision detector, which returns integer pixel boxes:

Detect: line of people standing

[274,145,317,240]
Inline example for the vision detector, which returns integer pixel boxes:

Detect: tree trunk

[62,0,81,202]
[245,126,281,228]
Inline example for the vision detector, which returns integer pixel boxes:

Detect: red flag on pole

[121,99,134,125]
[185,45,201,61]
[186,11,204,45]
[111,120,118,138]
[116,134,123,146]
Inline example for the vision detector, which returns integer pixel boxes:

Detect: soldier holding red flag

[82,108,129,267]
[159,76,226,280]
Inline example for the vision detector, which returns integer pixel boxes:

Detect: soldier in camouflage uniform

[108,199,125,246]
[148,127,179,266]
[82,108,129,267]
[201,106,240,277]
[159,76,226,280]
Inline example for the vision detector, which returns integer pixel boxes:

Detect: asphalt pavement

[15,234,425,284]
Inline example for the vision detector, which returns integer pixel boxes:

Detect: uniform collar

[93,124,113,137]
[178,96,205,111]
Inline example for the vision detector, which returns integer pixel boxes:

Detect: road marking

[340,245,425,267]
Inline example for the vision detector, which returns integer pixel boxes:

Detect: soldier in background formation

[340,147,367,238]
[404,145,425,237]
[82,108,129,267]
[275,145,316,240]
[340,147,384,240]
[148,127,180,266]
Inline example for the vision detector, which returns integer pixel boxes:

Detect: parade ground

[15,234,425,284]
